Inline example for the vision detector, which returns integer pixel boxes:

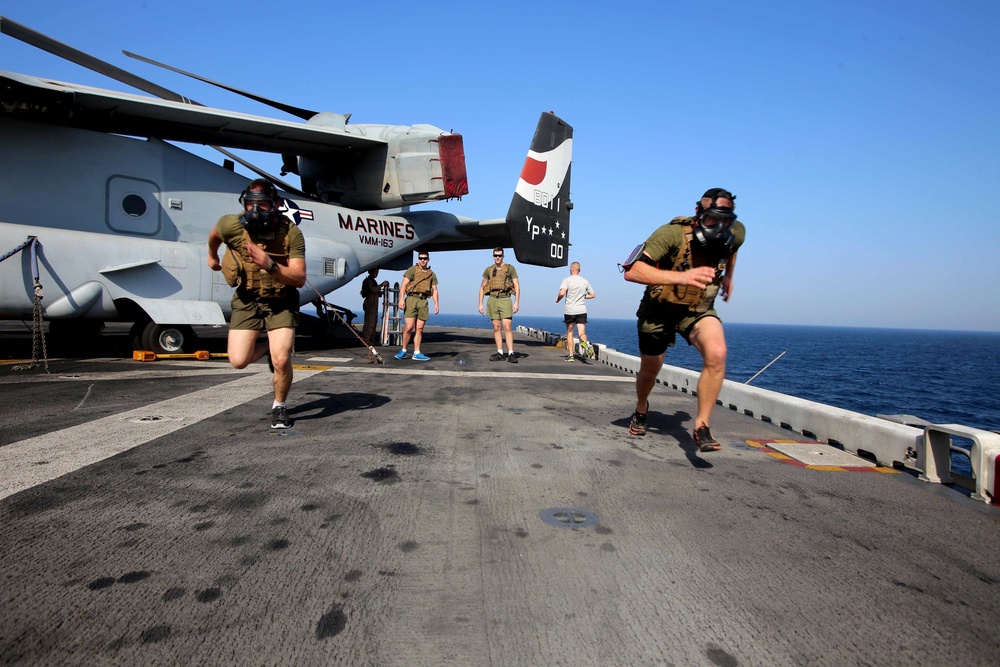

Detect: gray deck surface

[1,326,998,666]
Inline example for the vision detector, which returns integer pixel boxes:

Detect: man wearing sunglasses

[478,247,521,362]
[394,253,439,361]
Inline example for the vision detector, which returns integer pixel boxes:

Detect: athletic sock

[272,400,285,410]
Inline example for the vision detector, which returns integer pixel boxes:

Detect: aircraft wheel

[129,320,147,350]
[141,323,196,354]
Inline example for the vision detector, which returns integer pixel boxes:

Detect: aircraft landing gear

[131,320,197,354]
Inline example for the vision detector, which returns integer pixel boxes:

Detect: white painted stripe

[326,366,634,382]
[305,357,355,363]
[2,367,257,384]
[0,368,324,501]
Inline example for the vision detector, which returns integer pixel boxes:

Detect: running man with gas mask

[621,188,745,451]
[208,178,306,429]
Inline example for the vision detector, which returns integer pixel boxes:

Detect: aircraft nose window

[122,194,147,217]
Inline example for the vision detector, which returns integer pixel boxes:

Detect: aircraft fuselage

[0,119,460,325]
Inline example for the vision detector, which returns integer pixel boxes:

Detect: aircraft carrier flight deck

[1,326,998,666]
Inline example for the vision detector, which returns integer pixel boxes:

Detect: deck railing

[516,325,999,505]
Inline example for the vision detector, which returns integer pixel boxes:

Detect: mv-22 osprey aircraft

[0,17,573,354]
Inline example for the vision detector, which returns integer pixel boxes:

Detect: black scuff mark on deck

[398,540,419,553]
[117,571,151,584]
[140,625,171,644]
[380,441,424,456]
[196,587,222,603]
[162,587,186,601]
[705,643,739,666]
[316,603,347,639]
[361,466,399,484]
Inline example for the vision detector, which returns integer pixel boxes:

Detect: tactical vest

[407,266,434,297]
[220,216,292,298]
[488,264,514,296]
[647,216,728,313]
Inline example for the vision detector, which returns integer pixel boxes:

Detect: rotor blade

[215,147,311,199]
[1,16,315,200]
[124,50,319,121]
[0,16,193,104]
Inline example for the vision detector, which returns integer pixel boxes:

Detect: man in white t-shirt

[555,262,596,361]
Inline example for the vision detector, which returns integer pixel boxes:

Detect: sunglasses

[418,256,429,260]
[493,254,504,258]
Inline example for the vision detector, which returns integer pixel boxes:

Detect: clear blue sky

[3,0,998,331]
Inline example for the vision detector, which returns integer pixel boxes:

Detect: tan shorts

[230,289,299,331]
[404,295,429,321]
[486,295,513,320]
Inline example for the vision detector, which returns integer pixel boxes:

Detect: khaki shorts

[404,295,430,321]
[230,289,299,331]
[486,295,513,320]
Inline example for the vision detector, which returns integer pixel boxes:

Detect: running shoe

[583,341,596,359]
[394,350,409,360]
[629,410,647,436]
[490,352,505,361]
[271,406,291,429]
[564,355,575,362]
[507,352,518,363]
[693,425,722,452]
[412,352,430,361]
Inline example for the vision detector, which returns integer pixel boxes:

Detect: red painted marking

[520,156,546,185]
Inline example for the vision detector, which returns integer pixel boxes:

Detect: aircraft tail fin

[506,112,573,267]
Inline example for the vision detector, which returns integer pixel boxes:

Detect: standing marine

[478,247,520,362]
[360,268,389,362]
[395,252,439,361]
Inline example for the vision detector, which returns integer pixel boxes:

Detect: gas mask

[693,212,736,249]
[238,187,278,231]
[693,189,737,250]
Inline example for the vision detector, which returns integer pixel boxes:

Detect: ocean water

[428,313,1000,434]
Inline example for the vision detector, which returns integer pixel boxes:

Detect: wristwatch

[266,260,279,274]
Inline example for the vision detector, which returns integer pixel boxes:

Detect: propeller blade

[1,15,317,200]
[124,50,319,121]
[0,16,193,104]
